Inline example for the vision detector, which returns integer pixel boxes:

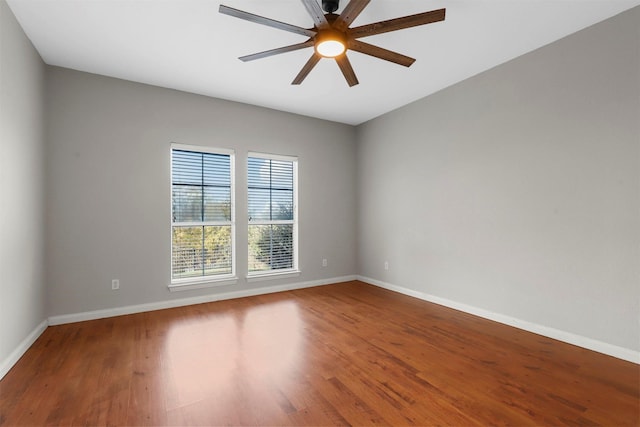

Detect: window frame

[247,151,299,280]
[169,143,237,291]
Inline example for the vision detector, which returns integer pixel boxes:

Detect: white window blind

[247,153,298,275]
[171,146,234,283]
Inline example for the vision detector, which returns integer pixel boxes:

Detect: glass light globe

[316,39,346,58]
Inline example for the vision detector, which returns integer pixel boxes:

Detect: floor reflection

[240,300,303,378]
[163,299,304,411]
[164,314,238,408]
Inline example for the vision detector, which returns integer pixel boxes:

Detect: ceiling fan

[219,0,445,87]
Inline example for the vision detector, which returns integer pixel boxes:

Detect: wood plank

[0,281,637,426]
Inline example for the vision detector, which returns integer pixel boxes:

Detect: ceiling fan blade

[348,39,415,67]
[333,0,370,32]
[292,53,322,85]
[219,4,317,38]
[300,0,329,29]
[335,54,359,87]
[349,8,445,39]
[240,40,315,62]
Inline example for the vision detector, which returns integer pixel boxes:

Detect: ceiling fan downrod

[322,0,339,13]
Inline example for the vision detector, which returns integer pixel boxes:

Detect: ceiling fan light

[316,39,346,57]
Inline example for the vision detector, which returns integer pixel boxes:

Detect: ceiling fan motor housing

[322,0,339,13]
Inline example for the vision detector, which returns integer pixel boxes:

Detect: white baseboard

[0,319,48,381]
[357,275,640,365]
[48,275,357,326]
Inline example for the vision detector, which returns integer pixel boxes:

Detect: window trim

[246,151,299,279]
[169,143,237,289]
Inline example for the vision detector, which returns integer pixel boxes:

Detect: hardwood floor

[1,281,638,426]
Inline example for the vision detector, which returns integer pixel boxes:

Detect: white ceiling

[7,0,640,125]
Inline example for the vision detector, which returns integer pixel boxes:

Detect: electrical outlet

[322,258,328,267]
[384,261,389,271]
[111,279,120,290]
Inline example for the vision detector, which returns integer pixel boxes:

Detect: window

[171,145,235,286]
[247,153,298,276]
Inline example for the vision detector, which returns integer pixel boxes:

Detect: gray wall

[45,67,357,316]
[0,0,47,369]
[357,7,640,352]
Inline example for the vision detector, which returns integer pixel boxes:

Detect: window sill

[169,276,238,292]
[246,270,301,283]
